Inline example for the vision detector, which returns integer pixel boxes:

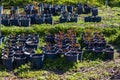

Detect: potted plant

[104,48,114,60]
[19,16,31,27]
[65,51,79,64]
[10,17,19,26]
[70,14,78,22]
[14,56,27,67]
[24,48,36,61]
[43,43,57,60]
[2,56,14,70]
[2,49,14,70]
[30,54,44,69]
[35,15,45,24]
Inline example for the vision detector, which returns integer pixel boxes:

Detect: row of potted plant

[1,14,53,26]
[82,32,114,60]
[1,34,40,70]
[84,7,102,22]
[44,29,83,64]
[24,3,93,15]
[1,31,115,70]
[59,13,79,23]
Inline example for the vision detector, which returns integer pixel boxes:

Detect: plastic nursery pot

[30,54,44,69]
[1,19,10,26]
[24,48,36,61]
[83,6,91,14]
[60,17,68,23]
[20,19,31,27]
[35,17,45,24]
[10,19,19,26]
[67,6,74,13]
[14,51,25,58]
[14,56,27,67]
[105,48,114,60]
[94,47,103,56]
[25,41,38,49]
[45,17,54,25]
[92,7,98,16]
[77,4,83,14]
[65,52,78,64]
[70,17,78,22]
[30,15,37,24]
[2,56,14,70]
[92,16,102,22]
[44,50,57,60]
[84,16,92,22]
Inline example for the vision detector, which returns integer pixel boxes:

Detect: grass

[0,7,120,79]
[0,59,119,80]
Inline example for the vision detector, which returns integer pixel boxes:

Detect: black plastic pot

[25,41,38,49]
[30,15,37,24]
[94,48,103,56]
[60,17,68,23]
[45,17,53,24]
[1,19,10,26]
[44,51,57,60]
[70,17,78,22]
[92,7,98,16]
[14,56,27,67]
[92,16,102,22]
[84,16,92,22]
[65,52,78,64]
[20,19,31,27]
[14,51,25,58]
[67,6,74,13]
[30,54,44,69]
[84,6,91,14]
[24,48,36,61]
[35,17,45,24]
[2,56,14,70]
[10,19,19,26]
[105,48,114,60]
[77,4,83,14]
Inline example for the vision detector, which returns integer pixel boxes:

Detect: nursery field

[0,7,120,80]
